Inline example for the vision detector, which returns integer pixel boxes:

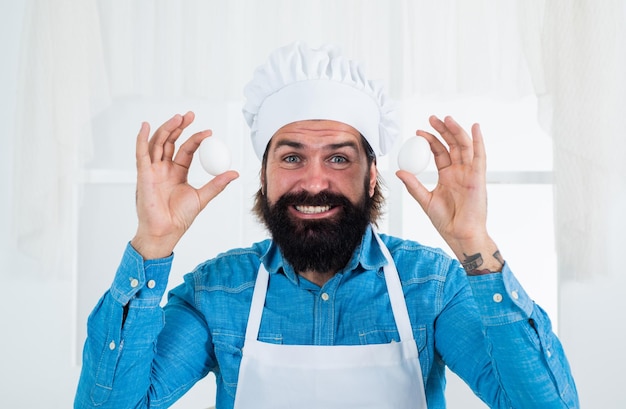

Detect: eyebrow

[273,139,360,152]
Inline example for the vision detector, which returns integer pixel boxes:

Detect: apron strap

[245,262,270,341]
[372,229,414,342]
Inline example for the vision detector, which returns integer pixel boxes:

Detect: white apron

[232,232,428,409]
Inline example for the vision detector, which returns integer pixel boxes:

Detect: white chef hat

[242,42,399,160]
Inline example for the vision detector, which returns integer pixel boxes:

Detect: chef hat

[242,42,399,160]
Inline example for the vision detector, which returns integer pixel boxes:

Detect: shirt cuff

[109,242,174,307]
[466,262,534,326]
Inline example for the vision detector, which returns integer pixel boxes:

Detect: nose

[299,160,331,194]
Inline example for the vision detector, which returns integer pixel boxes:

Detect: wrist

[449,236,505,275]
[130,234,175,260]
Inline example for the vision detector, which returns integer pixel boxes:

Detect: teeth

[295,205,331,214]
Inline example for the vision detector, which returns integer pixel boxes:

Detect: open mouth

[294,205,332,214]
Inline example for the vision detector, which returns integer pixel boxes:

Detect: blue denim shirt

[75,227,578,408]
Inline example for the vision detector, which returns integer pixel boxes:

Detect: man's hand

[131,112,239,260]
[396,115,503,273]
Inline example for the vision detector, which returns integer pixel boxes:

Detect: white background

[2,1,624,408]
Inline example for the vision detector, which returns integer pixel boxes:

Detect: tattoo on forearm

[461,252,484,272]
[462,250,504,275]
[493,250,504,266]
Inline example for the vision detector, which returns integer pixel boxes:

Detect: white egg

[397,136,431,175]
[198,136,231,176]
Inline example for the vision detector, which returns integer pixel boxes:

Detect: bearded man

[74,43,578,409]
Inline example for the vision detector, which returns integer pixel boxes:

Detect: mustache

[276,190,354,208]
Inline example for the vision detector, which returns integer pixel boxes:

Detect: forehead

[270,120,362,147]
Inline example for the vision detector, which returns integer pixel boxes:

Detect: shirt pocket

[359,326,402,344]
[212,330,244,399]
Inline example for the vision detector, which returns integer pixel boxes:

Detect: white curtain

[13,0,109,278]
[92,0,535,100]
[539,1,626,282]
[12,0,625,285]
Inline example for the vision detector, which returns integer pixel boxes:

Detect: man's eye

[329,156,348,164]
[283,155,300,163]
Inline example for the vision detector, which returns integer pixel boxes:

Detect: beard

[260,189,372,275]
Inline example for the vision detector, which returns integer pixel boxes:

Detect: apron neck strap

[245,262,270,341]
[372,229,414,341]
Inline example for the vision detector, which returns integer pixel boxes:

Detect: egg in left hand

[198,136,231,176]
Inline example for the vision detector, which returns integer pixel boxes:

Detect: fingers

[173,129,212,169]
[428,115,474,166]
[470,123,487,174]
[136,122,151,171]
[423,115,486,171]
[148,111,196,162]
[416,129,452,170]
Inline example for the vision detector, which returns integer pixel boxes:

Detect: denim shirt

[74,227,579,408]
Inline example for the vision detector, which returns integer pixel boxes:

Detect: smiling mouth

[294,205,332,214]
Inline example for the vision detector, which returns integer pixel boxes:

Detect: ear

[368,163,377,197]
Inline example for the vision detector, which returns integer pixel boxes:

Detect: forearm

[466,266,579,408]
[75,296,164,408]
[447,234,504,275]
[74,244,172,408]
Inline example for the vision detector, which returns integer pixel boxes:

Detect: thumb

[197,170,240,209]
[396,170,431,212]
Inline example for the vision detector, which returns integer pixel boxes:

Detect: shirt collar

[260,225,389,285]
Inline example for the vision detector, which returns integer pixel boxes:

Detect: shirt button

[547,350,552,358]
[321,293,330,301]
[493,293,503,303]
[511,290,519,300]
[130,278,139,288]
[109,340,116,350]
[147,279,156,289]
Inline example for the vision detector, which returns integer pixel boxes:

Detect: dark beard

[261,190,371,275]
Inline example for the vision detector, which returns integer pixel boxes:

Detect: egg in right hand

[397,136,431,175]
